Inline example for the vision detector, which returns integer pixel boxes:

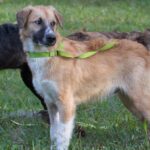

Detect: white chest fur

[27,58,59,104]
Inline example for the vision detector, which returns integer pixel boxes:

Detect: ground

[0,0,150,149]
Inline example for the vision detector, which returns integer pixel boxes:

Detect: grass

[0,0,150,149]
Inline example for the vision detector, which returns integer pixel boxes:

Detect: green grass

[0,0,150,149]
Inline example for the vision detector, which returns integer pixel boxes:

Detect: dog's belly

[28,58,58,104]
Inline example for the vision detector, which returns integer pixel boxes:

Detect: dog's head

[16,5,62,52]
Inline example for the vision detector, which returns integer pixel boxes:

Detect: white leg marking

[50,115,75,150]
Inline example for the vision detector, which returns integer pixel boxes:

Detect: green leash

[27,41,117,59]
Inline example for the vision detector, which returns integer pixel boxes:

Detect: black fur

[0,24,25,69]
[33,27,46,45]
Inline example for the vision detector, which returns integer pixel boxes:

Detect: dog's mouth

[33,35,56,48]
[36,40,56,47]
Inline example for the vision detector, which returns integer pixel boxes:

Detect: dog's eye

[34,18,43,25]
[50,21,56,27]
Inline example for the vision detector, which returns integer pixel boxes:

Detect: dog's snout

[46,33,56,42]
[45,33,56,46]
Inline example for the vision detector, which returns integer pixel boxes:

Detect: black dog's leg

[20,63,47,110]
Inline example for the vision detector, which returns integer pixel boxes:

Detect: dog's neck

[24,33,63,70]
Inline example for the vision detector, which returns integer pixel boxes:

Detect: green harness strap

[27,41,117,59]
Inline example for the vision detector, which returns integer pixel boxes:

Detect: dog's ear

[48,6,63,28]
[16,6,33,29]
[54,9,63,28]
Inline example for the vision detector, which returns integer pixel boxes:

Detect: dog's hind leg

[118,92,144,120]
[119,92,150,139]
[47,97,75,150]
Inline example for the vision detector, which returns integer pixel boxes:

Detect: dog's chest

[28,58,58,103]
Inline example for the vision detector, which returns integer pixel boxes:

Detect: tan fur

[17,5,150,149]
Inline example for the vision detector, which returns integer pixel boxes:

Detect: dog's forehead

[29,6,55,21]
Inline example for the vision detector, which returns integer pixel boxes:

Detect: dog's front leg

[48,99,75,150]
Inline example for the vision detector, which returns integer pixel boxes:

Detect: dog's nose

[46,33,56,46]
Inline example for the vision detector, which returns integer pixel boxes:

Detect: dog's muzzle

[45,33,56,46]
[33,27,57,47]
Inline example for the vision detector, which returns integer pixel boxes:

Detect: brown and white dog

[17,5,150,150]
